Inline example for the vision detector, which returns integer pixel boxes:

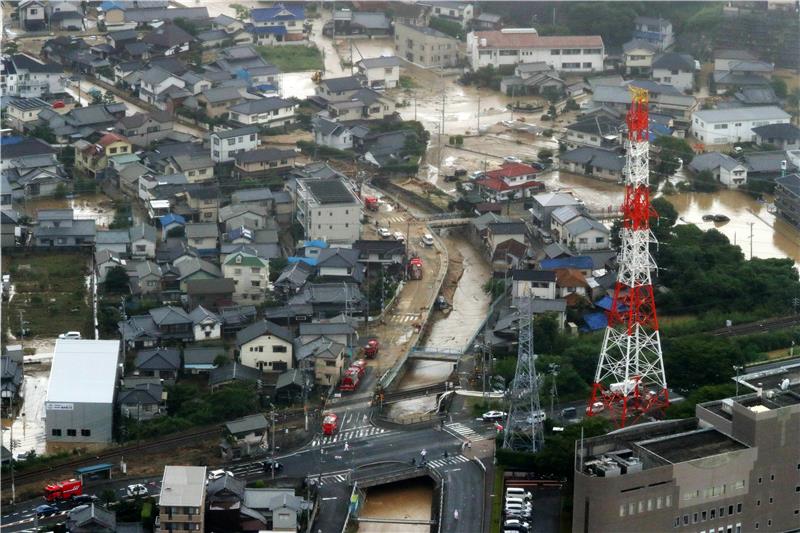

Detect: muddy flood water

[358,478,434,533]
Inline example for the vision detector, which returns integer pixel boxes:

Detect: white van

[505,497,531,507]
[506,487,532,500]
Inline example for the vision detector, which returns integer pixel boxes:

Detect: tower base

[587,381,669,428]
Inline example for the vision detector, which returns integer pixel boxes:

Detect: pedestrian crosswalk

[315,472,350,486]
[445,422,495,441]
[426,454,470,469]
[390,313,420,323]
[384,215,408,224]
[310,426,389,447]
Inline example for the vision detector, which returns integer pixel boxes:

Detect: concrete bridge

[407,347,463,362]
[356,517,437,525]
[427,218,473,228]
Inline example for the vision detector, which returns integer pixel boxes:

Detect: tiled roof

[473,30,602,49]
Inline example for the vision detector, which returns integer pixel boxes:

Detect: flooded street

[21,193,117,228]
[1,369,50,459]
[358,478,434,533]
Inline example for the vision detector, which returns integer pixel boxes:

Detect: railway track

[2,426,221,487]
[710,315,800,337]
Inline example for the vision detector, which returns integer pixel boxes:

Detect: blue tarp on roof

[595,296,615,312]
[540,256,593,270]
[100,1,125,11]
[302,240,328,249]
[159,213,186,227]
[0,136,24,145]
[288,257,317,267]
[649,123,672,139]
[254,83,279,92]
[583,312,608,331]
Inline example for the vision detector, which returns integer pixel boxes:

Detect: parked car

[58,331,81,340]
[503,156,523,164]
[36,504,59,517]
[378,227,392,239]
[126,484,148,498]
[394,231,405,242]
[69,494,98,506]
[482,410,506,421]
[504,518,531,530]
[207,469,234,481]
[262,459,283,472]
[421,234,434,246]
[586,401,605,414]
[505,487,532,500]
[561,407,577,419]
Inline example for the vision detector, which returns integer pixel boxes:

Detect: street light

[733,365,744,396]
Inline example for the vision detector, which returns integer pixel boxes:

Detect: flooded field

[21,193,117,228]
[358,478,434,533]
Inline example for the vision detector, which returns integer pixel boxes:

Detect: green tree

[770,77,788,99]
[30,124,56,144]
[90,90,104,105]
[4,41,18,54]
[537,148,554,162]
[231,3,249,21]
[693,169,719,193]
[101,489,118,504]
[103,90,116,105]
[104,266,130,294]
[652,136,694,179]
[173,17,199,36]
[53,183,67,199]
[429,16,464,40]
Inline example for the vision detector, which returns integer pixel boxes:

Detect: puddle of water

[22,194,117,228]
[399,360,454,390]
[359,478,434,533]
[386,395,437,418]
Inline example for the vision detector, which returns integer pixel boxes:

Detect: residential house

[221,414,268,460]
[185,223,219,256]
[212,14,244,33]
[356,56,401,89]
[274,261,314,295]
[530,192,582,232]
[1,53,65,99]
[622,39,658,76]
[428,1,474,27]
[237,320,294,373]
[65,503,116,533]
[500,62,566,97]
[564,114,622,150]
[158,466,206,533]
[743,150,798,181]
[119,314,160,350]
[391,2,431,26]
[0,208,20,248]
[18,0,46,30]
[209,362,263,391]
[511,269,557,300]
[316,247,364,283]
[312,116,355,151]
[651,52,695,93]
[752,123,800,151]
[295,177,361,244]
[3,153,68,200]
[196,87,248,119]
[473,11,503,30]
[316,75,366,101]
[296,337,346,386]
[250,3,306,42]
[288,283,365,318]
[129,222,157,259]
[475,162,544,200]
[223,249,271,304]
[298,317,358,349]
[228,97,297,128]
[184,345,226,374]
[210,126,261,163]
[107,29,138,51]
[713,49,758,72]
[114,111,175,147]
[159,213,186,241]
[561,146,625,182]
[188,305,222,342]
[353,239,405,266]
[162,153,215,184]
[590,80,696,130]
[688,152,748,189]
[484,221,527,259]
[33,208,95,248]
[187,278,235,310]
[133,260,162,295]
[561,216,610,252]
[632,16,674,51]
[176,256,223,292]
[774,173,800,228]
[554,268,590,301]
[133,347,180,383]
[395,24,460,68]
[95,249,126,283]
[74,133,132,179]
[138,66,187,112]
[182,186,220,223]
[324,10,391,38]
[712,50,773,93]
[734,86,780,107]
[118,383,165,421]
[219,205,269,232]
[691,106,791,145]
[231,188,275,213]
[233,148,298,180]
[149,305,194,341]
[142,23,195,55]
[325,88,396,121]
[1,356,23,406]
[242,489,305,532]
[5,97,50,130]
[36,102,126,142]
[467,30,604,73]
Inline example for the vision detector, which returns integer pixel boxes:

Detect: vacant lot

[256,45,324,72]
[1,251,91,339]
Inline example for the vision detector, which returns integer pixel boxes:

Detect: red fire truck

[322,413,339,436]
[43,479,83,502]
[364,197,379,211]
[339,367,361,391]
[409,257,423,280]
[363,339,379,358]
[350,359,367,377]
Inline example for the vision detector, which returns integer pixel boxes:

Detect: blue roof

[288,256,318,267]
[249,25,288,35]
[251,4,304,22]
[0,136,24,146]
[254,83,279,92]
[75,463,113,474]
[540,256,593,270]
[594,296,628,313]
[583,312,608,331]
[649,123,672,139]
[302,240,328,249]
[159,213,186,227]
[100,1,125,11]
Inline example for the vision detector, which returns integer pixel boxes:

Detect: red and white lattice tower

[587,87,669,428]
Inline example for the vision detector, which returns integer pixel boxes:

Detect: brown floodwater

[358,478,434,533]
[22,193,117,228]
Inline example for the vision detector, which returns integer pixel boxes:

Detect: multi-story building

[632,16,674,51]
[427,1,474,27]
[467,29,604,73]
[573,360,800,533]
[356,56,402,89]
[222,249,271,304]
[74,133,132,179]
[651,52,696,93]
[45,340,120,452]
[774,173,800,228]
[295,177,361,244]
[210,126,261,163]
[228,97,297,128]
[159,466,206,532]
[236,320,294,373]
[691,106,791,145]
[0,53,65,98]
[250,3,305,41]
[394,23,461,68]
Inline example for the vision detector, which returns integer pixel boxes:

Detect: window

[720,507,724,517]
[770,474,774,481]
[620,505,626,517]
[693,513,698,524]
[711,509,716,519]
[67,429,77,436]
[769,497,773,504]
[702,511,707,521]
[657,497,663,509]
[629,503,635,515]
[562,62,580,69]
[110,147,118,154]
[81,429,91,436]
[228,138,235,146]
[736,503,742,513]
[51,428,62,436]
[251,280,260,287]
[728,505,733,515]
[666,495,672,507]
[272,345,287,353]
[683,515,689,526]
[583,62,592,68]
[325,360,336,367]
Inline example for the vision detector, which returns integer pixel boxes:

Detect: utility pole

[120,296,127,361]
[476,94,481,134]
[549,363,559,419]
[733,365,743,396]
[8,413,15,506]
[18,309,24,339]
[270,407,277,480]
[749,222,754,260]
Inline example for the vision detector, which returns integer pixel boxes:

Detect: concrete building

[572,361,800,533]
[774,173,800,228]
[467,30,604,73]
[159,466,206,532]
[632,16,674,51]
[222,249,271,304]
[356,56,402,90]
[210,126,261,163]
[45,340,120,452]
[651,52,695,93]
[236,320,294,373]
[691,106,791,145]
[394,23,461,68]
[295,177,361,244]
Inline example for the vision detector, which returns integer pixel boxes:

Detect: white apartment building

[296,177,361,244]
[210,126,261,163]
[467,29,604,72]
[222,249,272,304]
[0,54,65,98]
[356,56,402,89]
[691,106,791,145]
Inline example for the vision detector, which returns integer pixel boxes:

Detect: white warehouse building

[45,339,121,452]
[691,106,791,145]
[467,29,604,73]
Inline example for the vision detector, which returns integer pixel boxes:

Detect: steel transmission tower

[587,87,669,428]
[503,296,545,452]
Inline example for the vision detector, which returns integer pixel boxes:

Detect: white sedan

[482,410,506,421]
[503,156,523,164]
[126,484,148,498]
[377,227,392,239]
